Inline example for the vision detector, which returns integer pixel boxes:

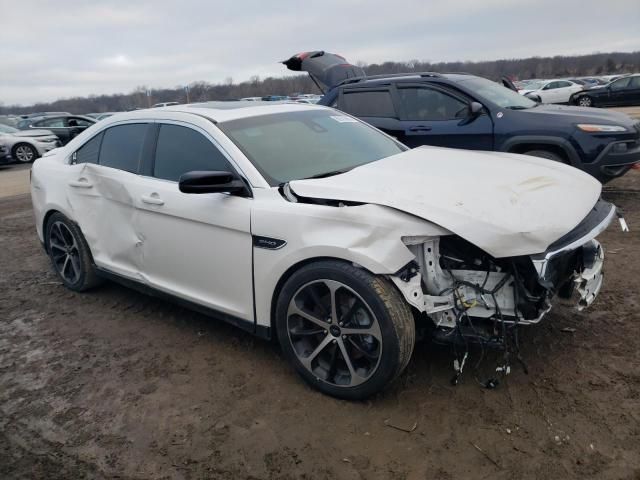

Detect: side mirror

[469,102,484,116]
[178,170,250,196]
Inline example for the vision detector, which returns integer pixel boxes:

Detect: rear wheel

[45,212,102,291]
[523,149,565,163]
[275,260,415,400]
[12,143,38,163]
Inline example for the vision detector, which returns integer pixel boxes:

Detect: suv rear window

[99,124,147,173]
[340,90,396,118]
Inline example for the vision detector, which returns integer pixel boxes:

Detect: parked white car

[519,79,584,104]
[30,102,621,399]
[0,123,60,163]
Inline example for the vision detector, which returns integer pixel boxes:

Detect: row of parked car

[513,74,640,107]
[2,54,639,183]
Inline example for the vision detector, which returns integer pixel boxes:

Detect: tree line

[2,51,639,115]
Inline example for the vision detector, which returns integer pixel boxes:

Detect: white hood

[289,147,602,258]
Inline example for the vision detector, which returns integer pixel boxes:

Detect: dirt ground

[0,167,639,480]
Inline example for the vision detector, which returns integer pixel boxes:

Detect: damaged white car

[30,102,626,399]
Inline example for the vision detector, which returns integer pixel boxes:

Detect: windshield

[0,124,19,134]
[458,77,538,109]
[218,109,406,186]
[520,80,545,91]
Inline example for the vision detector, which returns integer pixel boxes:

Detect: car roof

[103,101,329,124]
[334,72,485,89]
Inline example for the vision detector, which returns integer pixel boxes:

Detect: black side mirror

[179,170,250,196]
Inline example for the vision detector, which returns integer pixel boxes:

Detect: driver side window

[153,124,232,182]
[397,87,468,121]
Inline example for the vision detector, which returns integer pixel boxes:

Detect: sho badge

[253,236,287,250]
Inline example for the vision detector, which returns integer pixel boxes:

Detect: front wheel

[275,260,415,400]
[12,143,38,163]
[577,95,593,107]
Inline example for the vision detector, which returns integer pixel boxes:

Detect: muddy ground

[1,170,639,480]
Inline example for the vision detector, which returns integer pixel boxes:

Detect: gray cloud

[1,0,639,105]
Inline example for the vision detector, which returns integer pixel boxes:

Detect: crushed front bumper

[531,199,617,311]
[574,240,604,310]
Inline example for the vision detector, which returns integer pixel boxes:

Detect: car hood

[523,104,637,126]
[10,129,56,138]
[289,147,602,258]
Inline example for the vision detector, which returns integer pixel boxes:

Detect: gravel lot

[0,165,639,479]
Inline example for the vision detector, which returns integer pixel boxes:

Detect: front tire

[275,260,415,400]
[577,95,593,107]
[523,149,565,163]
[45,212,102,291]
[12,143,38,163]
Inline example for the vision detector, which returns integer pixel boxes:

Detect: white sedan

[30,102,619,399]
[519,79,584,104]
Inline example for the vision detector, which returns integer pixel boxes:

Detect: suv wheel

[577,96,593,107]
[523,149,565,163]
[45,212,103,291]
[13,143,38,163]
[275,260,415,400]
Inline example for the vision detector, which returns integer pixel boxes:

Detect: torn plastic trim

[280,182,364,207]
[531,202,616,278]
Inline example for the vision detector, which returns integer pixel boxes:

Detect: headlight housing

[577,124,627,133]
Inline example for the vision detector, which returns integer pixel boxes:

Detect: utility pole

[184,85,190,104]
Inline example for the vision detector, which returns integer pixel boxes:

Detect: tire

[275,260,415,400]
[45,212,103,292]
[12,143,38,163]
[523,149,565,163]
[576,95,593,107]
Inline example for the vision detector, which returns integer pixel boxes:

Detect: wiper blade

[303,168,352,180]
[506,105,529,110]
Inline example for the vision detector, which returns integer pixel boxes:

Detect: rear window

[340,90,397,118]
[75,132,103,164]
[99,124,147,173]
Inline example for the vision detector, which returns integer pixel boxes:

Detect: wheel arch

[501,136,581,167]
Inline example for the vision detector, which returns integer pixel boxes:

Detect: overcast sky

[1,0,639,105]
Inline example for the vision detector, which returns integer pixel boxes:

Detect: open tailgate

[282,51,365,91]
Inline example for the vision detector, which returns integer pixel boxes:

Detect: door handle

[141,194,164,206]
[408,126,432,132]
[68,178,93,188]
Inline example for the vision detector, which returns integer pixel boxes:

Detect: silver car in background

[0,124,60,164]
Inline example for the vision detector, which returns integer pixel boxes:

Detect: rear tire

[275,260,415,400]
[523,149,565,163]
[12,143,38,163]
[45,212,103,292]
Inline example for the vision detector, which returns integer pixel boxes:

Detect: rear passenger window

[99,124,147,173]
[340,90,396,118]
[153,124,231,182]
[74,132,103,164]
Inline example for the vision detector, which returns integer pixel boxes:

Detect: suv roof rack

[336,71,443,87]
